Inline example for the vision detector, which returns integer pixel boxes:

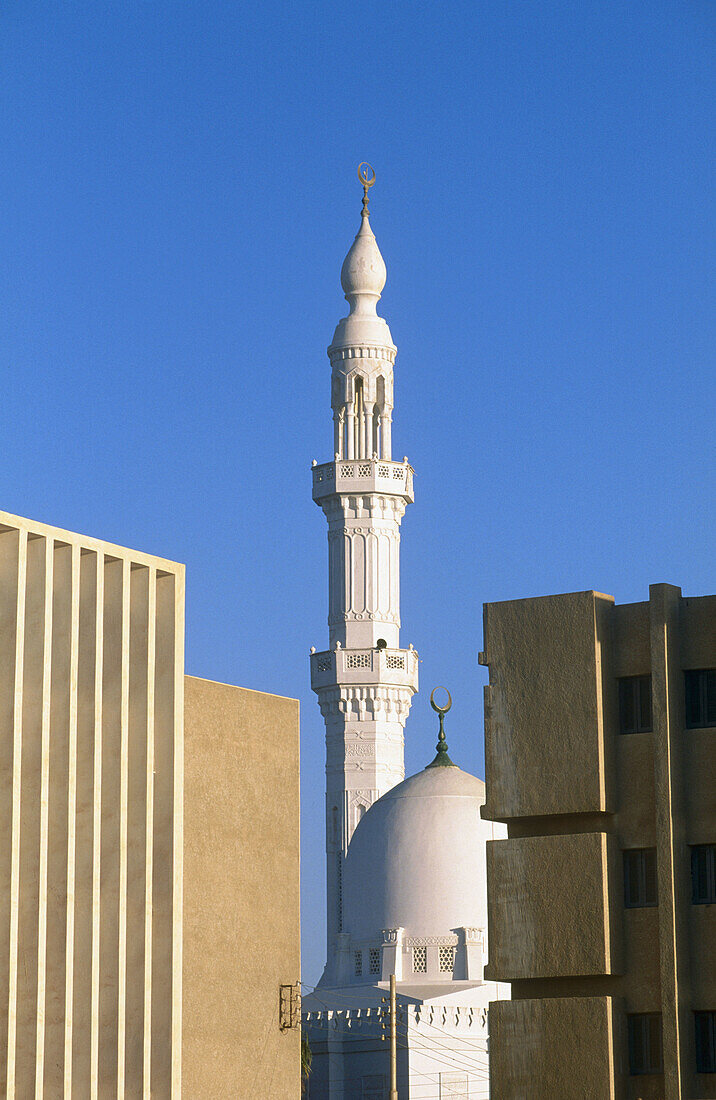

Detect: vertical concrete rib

[650,583,686,1099]
[172,569,185,1098]
[35,537,55,1097]
[71,550,98,1096]
[63,545,81,1097]
[117,558,131,1096]
[89,550,104,1099]
[143,567,156,1097]
[6,527,27,1098]
[0,530,20,1090]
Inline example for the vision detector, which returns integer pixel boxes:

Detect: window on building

[413,945,427,973]
[623,849,658,908]
[361,1075,386,1099]
[695,1012,716,1073]
[369,947,380,975]
[685,669,716,729]
[628,1013,663,1075]
[438,945,455,973]
[692,845,716,904]
[354,950,362,977]
[618,675,652,734]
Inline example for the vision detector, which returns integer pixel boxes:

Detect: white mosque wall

[304,1002,494,1099]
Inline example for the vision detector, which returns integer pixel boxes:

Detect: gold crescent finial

[357,162,376,188]
[430,686,452,715]
[357,162,376,217]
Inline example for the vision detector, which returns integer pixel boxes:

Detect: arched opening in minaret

[372,407,380,457]
[375,375,386,459]
[354,375,365,458]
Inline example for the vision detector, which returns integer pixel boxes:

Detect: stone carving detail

[345,653,370,669]
[404,935,458,947]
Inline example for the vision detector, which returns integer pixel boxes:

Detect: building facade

[481,584,716,1100]
[0,508,300,1098]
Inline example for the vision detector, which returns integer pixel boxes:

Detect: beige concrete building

[0,509,300,1098]
[480,584,716,1100]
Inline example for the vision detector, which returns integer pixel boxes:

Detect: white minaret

[311,166,419,984]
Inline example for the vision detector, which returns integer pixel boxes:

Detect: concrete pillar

[380,927,404,981]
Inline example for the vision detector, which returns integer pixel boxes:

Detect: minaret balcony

[310,646,419,692]
[312,458,414,504]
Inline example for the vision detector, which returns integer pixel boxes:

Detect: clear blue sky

[2,1,713,985]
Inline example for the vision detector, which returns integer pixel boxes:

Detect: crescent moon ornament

[430,686,452,715]
[357,162,376,188]
[427,686,455,767]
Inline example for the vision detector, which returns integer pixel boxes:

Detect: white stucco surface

[343,764,491,942]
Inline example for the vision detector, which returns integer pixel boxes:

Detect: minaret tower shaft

[311,167,418,982]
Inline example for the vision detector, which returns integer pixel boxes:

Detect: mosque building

[302,168,507,1099]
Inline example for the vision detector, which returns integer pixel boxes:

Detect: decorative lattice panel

[354,951,363,977]
[439,945,455,972]
[369,947,380,975]
[413,946,427,973]
[346,653,371,669]
[386,654,405,669]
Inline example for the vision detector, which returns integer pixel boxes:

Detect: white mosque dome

[342,760,490,943]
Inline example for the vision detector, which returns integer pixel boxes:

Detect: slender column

[117,559,131,1095]
[62,545,81,1097]
[34,538,54,1096]
[389,973,397,1100]
[380,414,391,459]
[143,567,156,1098]
[346,410,355,459]
[650,583,690,1097]
[6,528,28,1098]
[382,416,392,460]
[171,568,185,1099]
[90,551,104,1099]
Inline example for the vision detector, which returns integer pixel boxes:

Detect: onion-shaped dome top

[330,164,394,351]
[340,214,387,314]
[342,764,489,942]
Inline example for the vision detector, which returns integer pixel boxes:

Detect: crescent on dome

[357,162,376,188]
[430,686,452,714]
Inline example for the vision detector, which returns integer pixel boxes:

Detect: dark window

[685,669,716,729]
[361,1074,386,1098]
[619,675,652,734]
[628,1014,663,1075]
[695,1012,716,1073]
[624,849,658,908]
[692,846,716,904]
